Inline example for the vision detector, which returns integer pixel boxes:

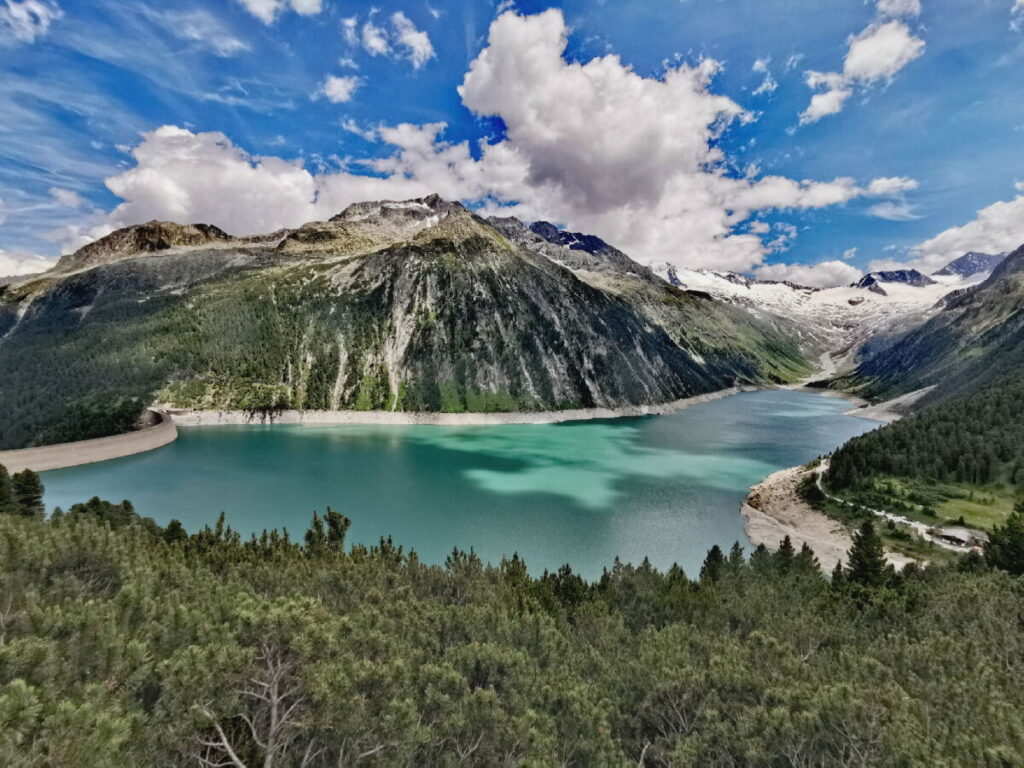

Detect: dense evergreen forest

[2,463,1023,766]
[826,374,1024,490]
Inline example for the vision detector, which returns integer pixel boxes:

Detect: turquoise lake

[40,390,878,579]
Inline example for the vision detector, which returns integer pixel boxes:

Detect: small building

[936,526,989,548]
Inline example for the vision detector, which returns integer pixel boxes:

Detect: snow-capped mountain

[856,270,935,295]
[647,261,986,375]
[933,251,1008,278]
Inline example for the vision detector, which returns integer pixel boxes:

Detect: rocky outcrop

[56,221,234,273]
[855,270,935,296]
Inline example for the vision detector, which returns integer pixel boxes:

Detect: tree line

[2,464,1023,766]
[827,373,1024,491]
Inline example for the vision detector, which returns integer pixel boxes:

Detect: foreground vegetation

[1,464,1023,767]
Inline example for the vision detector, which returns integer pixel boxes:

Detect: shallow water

[40,390,878,579]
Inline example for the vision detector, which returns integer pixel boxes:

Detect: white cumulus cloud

[234,0,321,25]
[351,11,435,69]
[0,0,61,44]
[867,200,921,221]
[71,11,917,276]
[49,187,84,207]
[0,248,57,277]
[874,194,1024,274]
[391,11,435,69]
[876,0,922,18]
[801,17,925,124]
[318,75,361,103]
[751,57,778,95]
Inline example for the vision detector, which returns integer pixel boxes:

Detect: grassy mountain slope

[0,197,809,449]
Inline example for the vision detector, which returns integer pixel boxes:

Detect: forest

[826,373,1024,491]
[1,463,1023,767]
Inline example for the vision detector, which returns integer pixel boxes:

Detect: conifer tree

[11,470,44,518]
[846,520,888,588]
[324,508,351,552]
[984,502,1024,575]
[700,545,725,582]
[0,463,15,515]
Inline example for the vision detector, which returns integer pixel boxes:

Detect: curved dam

[0,410,178,473]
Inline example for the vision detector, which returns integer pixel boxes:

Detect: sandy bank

[741,465,916,571]
[741,466,854,572]
[0,410,177,473]
[841,385,936,424]
[164,385,758,428]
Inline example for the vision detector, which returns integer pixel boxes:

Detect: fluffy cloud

[751,57,778,95]
[754,260,862,288]
[361,17,390,56]
[49,187,84,207]
[0,248,57,277]
[867,200,921,221]
[876,0,922,18]
[0,0,61,44]
[874,194,1024,273]
[1015,0,1024,32]
[801,17,925,124]
[351,11,435,69]
[234,0,321,25]
[78,11,914,275]
[866,176,918,196]
[318,75,361,103]
[391,12,435,69]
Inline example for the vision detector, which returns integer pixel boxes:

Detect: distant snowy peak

[933,251,1008,278]
[646,260,975,363]
[856,269,936,295]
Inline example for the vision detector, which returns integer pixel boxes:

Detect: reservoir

[40,389,877,579]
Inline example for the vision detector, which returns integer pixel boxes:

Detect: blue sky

[1,0,1022,284]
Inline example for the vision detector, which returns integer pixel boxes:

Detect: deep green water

[40,390,878,579]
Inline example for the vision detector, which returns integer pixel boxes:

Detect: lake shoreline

[163,385,760,428]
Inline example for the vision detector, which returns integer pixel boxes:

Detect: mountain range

[0,193,1016,451]
[0,195,807,449]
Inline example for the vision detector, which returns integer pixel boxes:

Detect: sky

[0,0,1022,285]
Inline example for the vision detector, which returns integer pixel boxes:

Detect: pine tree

[305,511,326,552]
[12,469,44,518]
[795,542,820,573]
[164,519,187,545]
[0,463,16,515]
[984,502,1024,575]
[324,508,351,552]
[846,520,888,589]
[699,545,725,582]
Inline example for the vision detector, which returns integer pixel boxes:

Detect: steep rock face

[0,198,813,448]
[524,219,654,277]
[855,270,935,295]
[490,217,810,384]
[934,251,1007,278]
[56,221,234,273]
[853,244,1024,404]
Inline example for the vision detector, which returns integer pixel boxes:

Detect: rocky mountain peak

[855,269,935,296]
[933,251,1008,278]
[56,221,233,273]
[331,194,464,224]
